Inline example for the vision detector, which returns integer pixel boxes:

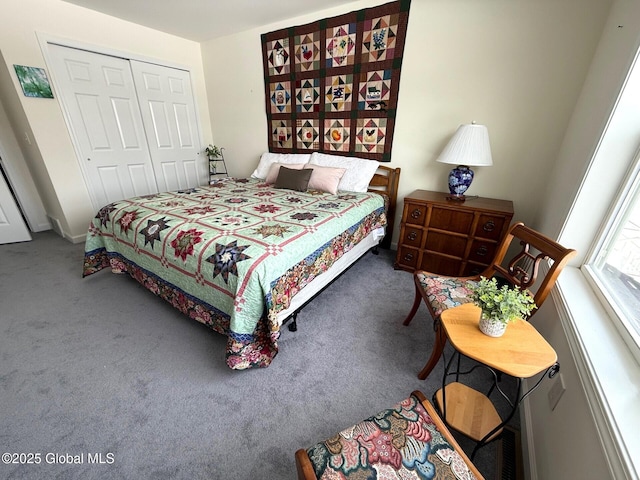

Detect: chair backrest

[480,222,577,318]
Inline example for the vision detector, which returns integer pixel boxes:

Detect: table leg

[418,319,446,380]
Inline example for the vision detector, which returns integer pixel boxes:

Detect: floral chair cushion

[415,272,477,317]
[306,394,480,480]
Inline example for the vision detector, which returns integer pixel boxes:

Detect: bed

[83,152,400,370]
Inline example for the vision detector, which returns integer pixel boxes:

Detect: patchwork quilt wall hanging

[261,0,411,162]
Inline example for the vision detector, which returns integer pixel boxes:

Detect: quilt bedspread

[83,178,386,369]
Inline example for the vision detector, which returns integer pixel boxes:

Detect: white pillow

[264,162,307,184]
[309,152,380,193]
[251,152,312,180]
[306,164,346,195]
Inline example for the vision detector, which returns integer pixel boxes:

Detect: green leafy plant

[205,144,222,158]
[469,276,536,324]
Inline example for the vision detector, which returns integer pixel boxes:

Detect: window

[584,145,640,354]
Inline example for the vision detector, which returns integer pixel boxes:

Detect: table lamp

[436,122,493,201]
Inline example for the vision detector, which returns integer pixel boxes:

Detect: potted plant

[205,144,222,159]
[469,276,536,337]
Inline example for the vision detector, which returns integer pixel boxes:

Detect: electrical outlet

[548,373,565,410]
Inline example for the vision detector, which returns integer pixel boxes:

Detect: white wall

[527,1,640,478]
[522,297,614,479]
[0,96,50,232]
[538,0,640,256]
[202,0,611,246]
[0,0,213,241]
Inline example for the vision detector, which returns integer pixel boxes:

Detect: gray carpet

[0,231,514,479]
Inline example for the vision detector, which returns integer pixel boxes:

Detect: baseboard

[45,215,86,244]
[32,221,52,232]
[66,232,87,244]
[519,396,536,480]
[47,215,63,236]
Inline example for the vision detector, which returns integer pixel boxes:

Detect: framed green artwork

[14,65,54,98]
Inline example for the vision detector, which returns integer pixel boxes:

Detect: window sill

[554,266,639,480]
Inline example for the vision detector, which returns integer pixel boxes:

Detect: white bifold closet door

[0,164,31,244]
[47,44,204,210]
[130,61,201,193]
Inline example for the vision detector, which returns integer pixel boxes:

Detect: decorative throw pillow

[309,152,380,192]
[251,152,312,180]
[265,162,307,184]
[306,164,347,194]
[274,167,313,192]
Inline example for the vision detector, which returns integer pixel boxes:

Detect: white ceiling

[61,0,354,42]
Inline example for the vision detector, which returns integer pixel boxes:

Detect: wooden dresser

[394,190,514,276]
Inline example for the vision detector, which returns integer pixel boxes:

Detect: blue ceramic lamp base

[447,165,474,201]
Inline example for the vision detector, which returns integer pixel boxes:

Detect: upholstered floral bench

[295,390,483,480]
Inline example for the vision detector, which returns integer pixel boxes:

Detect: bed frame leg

[288,311,298,332]
[371,246,379,255]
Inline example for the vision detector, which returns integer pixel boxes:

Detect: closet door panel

[111,98,143,149]
[148,101,172,148]
[0,166,31,244]
[47,44,158,209]
[160,162,179,192]
[96,166,125,202]
[182,160,199,187]
[131,61,205,191]
[174,103,195,148]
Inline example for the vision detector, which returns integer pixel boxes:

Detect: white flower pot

[478,315,507,337]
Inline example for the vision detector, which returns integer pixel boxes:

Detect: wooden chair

[403,222,576,380]
[295,390,484,480]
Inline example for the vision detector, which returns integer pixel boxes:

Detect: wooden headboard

[368,165,401,249]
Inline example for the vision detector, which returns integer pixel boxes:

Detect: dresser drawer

[429,207,474,235]
[473,214,508,241]
[419,254,463,277]
[404,203,428,226]
[425,231,467,258]
[467,239,497,264]
[463,261,487,277]
[401,226,423,248]
[397,245,420,269]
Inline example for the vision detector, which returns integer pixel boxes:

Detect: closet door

[0,164,31,244]
[47,44,158,209]
[131,61,205,191]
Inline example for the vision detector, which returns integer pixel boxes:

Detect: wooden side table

[434,303,558,458]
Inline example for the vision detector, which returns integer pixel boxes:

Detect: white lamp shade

[436,123,493,167]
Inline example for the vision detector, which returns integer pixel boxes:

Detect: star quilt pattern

[83,178,387,370]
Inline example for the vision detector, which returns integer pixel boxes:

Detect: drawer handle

[411,209,422,219]
[404,253,414,261]
[483,221,496,232]
[476,245,488,257]
[407,231,417,241]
